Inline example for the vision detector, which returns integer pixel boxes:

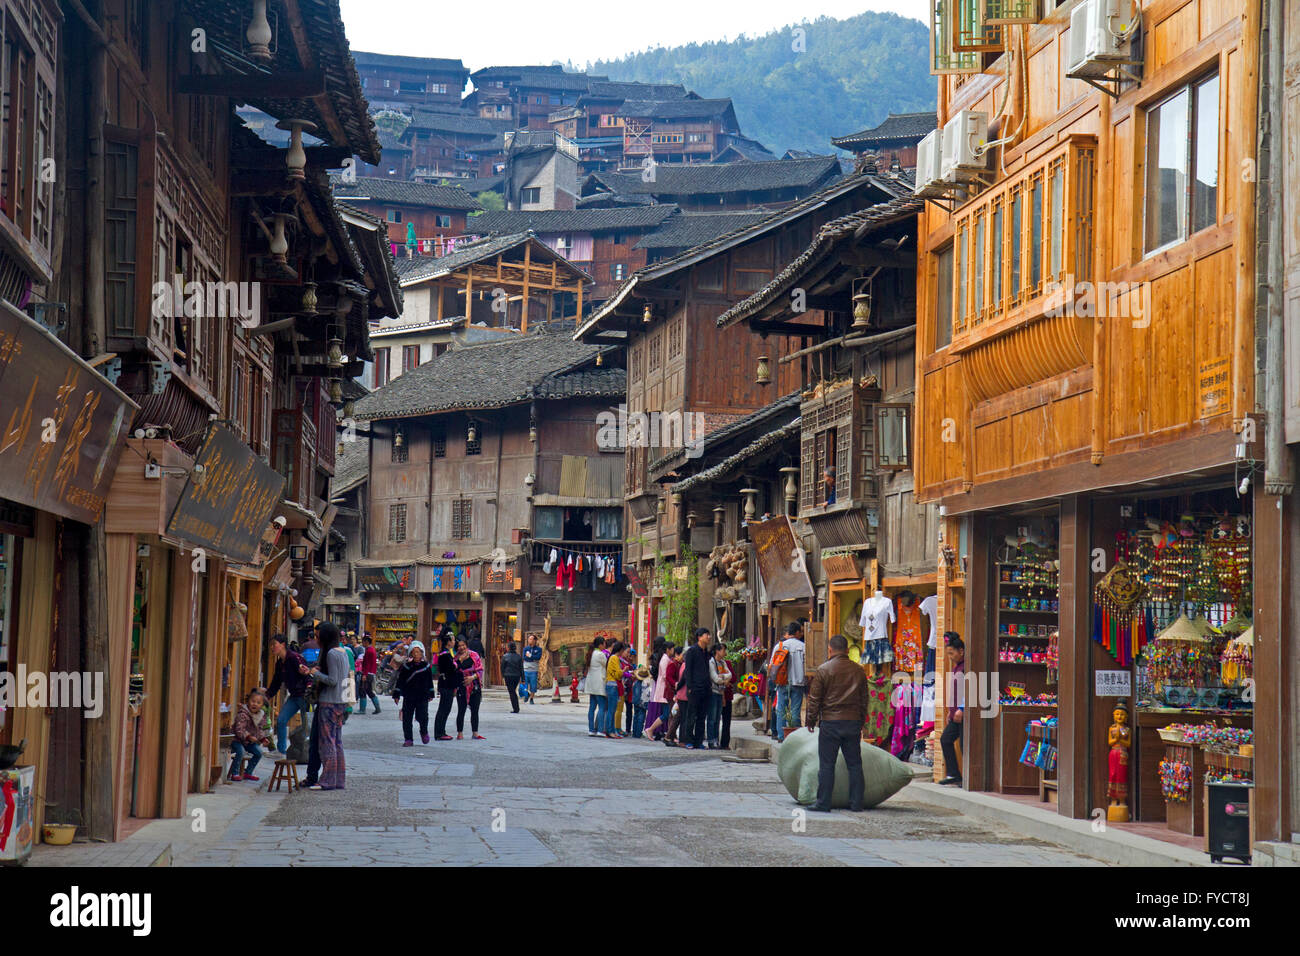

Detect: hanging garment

[544,548,558,574]
[919,594,939,649]
[863,676,893,746]
[893,601,924,675]
[889,699,918,758]
[859,594,895,665]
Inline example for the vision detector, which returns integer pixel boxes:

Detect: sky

[338,0,929,72]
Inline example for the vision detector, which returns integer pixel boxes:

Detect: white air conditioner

[1067,0,1137,77]
[940,110,988,183]
[913,129,946,197]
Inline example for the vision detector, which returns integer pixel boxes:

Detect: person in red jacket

[358,635,382,714]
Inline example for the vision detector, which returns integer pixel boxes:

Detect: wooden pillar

[158,548,196,818]
[435,279,444,324]
[464,272,474,326]
[11,512,57,832]
[576,279,584,323]
[134,544,170,819]
[105,533,137,841]
[963,511,992,791]
[1253,468,1295,842]
[521,243,531,333]
[1057,494,1093,819]
[1231,0,1261,426]
[1091,91,1111,465]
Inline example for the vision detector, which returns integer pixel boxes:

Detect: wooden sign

[166,424,285,562]
[355,565,414,592]
[625,567,648,597]
[750,515,814,602]
[1198,357,1231,419]
[822,552,860,583]
[0,301,137,524]
[483,560,517,592]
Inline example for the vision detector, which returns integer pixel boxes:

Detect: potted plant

[40,803,79,845]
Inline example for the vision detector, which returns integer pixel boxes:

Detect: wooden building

[911,0,1289,845]
[352,329,628,683]
[466,206,680,302]
[0,0,397,845]
[354,51,469,111]
[579,156,846,212]
[574,168,910,655]
[332,176,482,249]
[403,109,512,179]
[831,111,937,172]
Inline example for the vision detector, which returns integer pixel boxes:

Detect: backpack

[769,642,790,687]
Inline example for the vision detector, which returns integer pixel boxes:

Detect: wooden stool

[269,759,299,793]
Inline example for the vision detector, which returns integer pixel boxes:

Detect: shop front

[0,303,137,843]
[356,562,419,648]
[418,560,483,659]
[950,479,1262,850]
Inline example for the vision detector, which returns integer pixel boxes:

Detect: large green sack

[776,727,912,808]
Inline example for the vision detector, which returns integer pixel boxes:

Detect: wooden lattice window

[391,439,408,464]
[931,0,981,74]
[388,504,407,543]
[432,429,446,458]
[452,497,472,539]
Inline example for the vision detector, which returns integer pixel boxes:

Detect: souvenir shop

[358,562,420,649]
[1086,486,1253,842]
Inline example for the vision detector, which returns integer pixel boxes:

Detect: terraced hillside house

[580,156,845,212]
[466,205,680,302]
[333,176,482,253]
[354,51,469,111]
[831,111,937,172]
[353,329,628,684]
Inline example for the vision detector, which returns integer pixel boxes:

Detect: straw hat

[1230,626,1254,647]
[1156,613,1209,643]
[635,665,650,680]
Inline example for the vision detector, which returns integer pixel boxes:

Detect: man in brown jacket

[804,633,870,811]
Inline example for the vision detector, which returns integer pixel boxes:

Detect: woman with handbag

[454,639,486,740]
[433,644,462,740]
[308,623,352,790]
[583,637,608,737]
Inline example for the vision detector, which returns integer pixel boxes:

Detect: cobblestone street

[160,691,1104,867]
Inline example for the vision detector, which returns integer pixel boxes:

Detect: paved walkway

[102,688,1105,867]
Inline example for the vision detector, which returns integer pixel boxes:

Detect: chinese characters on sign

[0,303,136,524]
[166,424,286,562]
[1095,670,1132,697]
[355,565,414,592]
[1198,357,1231,419]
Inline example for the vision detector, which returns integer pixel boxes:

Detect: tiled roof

[405,110,514,136]
[575,168,912,340]
[713,138,777,162]
[652,392,800,476]
[715,196,922,328]
[618,97,734,120]
[513,71,601,91]
[375,130,412,152]
[672,419,802,494]
[832,112,938,149]
[331,176,482,210]
[534,365,626,401]
[582,81,689,102]
[634,211,772,250]
[455,175,505,194]
[337,203,404,319]
[353,52,467,74]
[472,65,566,79]
[187,0,381,163]
[332,431,370,495]
[354,327,609,420]
[584,156,840,198]
[468,205,678,236]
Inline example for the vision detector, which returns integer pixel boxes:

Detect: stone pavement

[101,687,1109,867]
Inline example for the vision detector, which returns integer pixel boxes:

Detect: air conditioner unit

[913,129,946,197]
[940,110,988,183]
[1067,0,1137,77]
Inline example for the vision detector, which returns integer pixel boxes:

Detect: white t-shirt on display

[858,594,895,644]
[920,594,939,649]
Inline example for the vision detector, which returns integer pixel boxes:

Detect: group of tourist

[579,628,736,749]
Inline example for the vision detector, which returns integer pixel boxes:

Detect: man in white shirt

[770,621,807,742]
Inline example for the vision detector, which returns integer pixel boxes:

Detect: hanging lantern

[343,401,354,419]
[657,496,666,515]
[246,0,273,62]
[467,420,478,444]
[337,438,345,456]
[528,423,538,443]
[328,377,343,405]
[670,490,682,508]
[301,281,318,315]
[755,355,771,386]
[276,119,318,182]
[393,425,405,449]
[327,333,344,371]
[642,304,652,325]
[595,351,603,366]
[269,213,290,265]
[780,466,800,506]
[739,488,759,522]
[851,276,873,329]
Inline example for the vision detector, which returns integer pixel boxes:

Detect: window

[956,224,968,329]
[612,262,625,281]
[990,201,1003,307]
[431,83,448,94]
[696,259,724,291]
[973,212,985,317]
[814,427,838,506]
[0,3,58,263]
[1010,187,1023,297]
[384,78,391,88]
[374,350,390,387]
[520,187,541,204]
[935,245,954,349]
[432,429,446,458]
[388,504,407,542]
[386,209,402,223]
[391,438,408,463]
[876,404,911,469]
[231,362,246,439]
[466,430,481,455]
[402,345,420,371]
[435,214,451,228]
[1029,174,1043,290]
[1143,72,1219,253]
[452,498,472,539]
